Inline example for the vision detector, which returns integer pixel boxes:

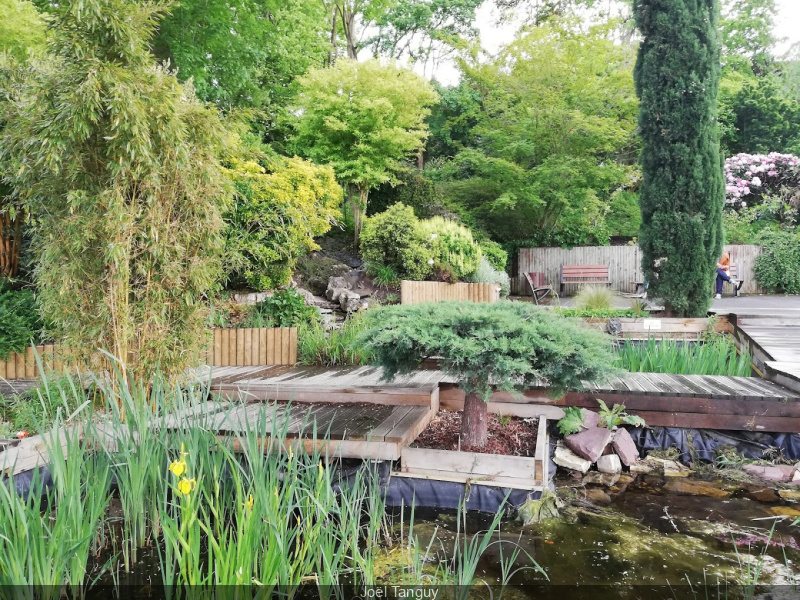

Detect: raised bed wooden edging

[400,280,500,305]
[0,327,298,381]
[398,418,548,491]
[581,316,732,339]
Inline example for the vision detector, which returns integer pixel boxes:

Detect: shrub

[724,153,799,208]
[606,190,642,238]
[465,257,510,297]
[418,216,481,279]
[249,289,320,328]
[360,204,432,281]
[357,301,616,447]
[367,169,442,218]
[223,157,342,291]
[573,286,615,311]
[476,238,508,271]
[0,287,45,360]
[754,229,800,294]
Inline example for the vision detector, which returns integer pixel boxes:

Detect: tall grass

[615,337,752,376]
[298,314,374,366]
[0,366,539,595]
[574,285,615,311]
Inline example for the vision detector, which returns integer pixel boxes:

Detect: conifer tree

[633,0,725,316]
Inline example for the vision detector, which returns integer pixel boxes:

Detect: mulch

[412,410,538,457]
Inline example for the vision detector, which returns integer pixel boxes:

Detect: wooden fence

[0,327,298,381]
[400,281,500,305]
[514,244,764,296]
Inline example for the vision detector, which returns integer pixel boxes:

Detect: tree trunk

[461,390,488,448]
[353,185,369,246]
[0,207,23,279]
[328,4,338,65]
[340,6,358,59]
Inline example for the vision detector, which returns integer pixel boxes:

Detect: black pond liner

[629,426,800,463]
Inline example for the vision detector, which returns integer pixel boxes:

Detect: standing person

[715,251,742,299]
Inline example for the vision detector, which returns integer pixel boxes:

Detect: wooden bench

[560,265,611,295]
[721,264,742,297]
[524,272,553,305]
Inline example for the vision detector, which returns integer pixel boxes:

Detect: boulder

[554,444,591,474]
[294,287,316,306]
[582,471,620,486]
[742,464,796,483]
[326,276,350,301]
[339,290,363,313]
[231,291,271,306]
[663,479,732,499]
[565,426,613,463]
[582,409,599,430]
[597,454,622,475]
[611,428,639,466]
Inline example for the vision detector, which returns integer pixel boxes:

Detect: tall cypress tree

[633,0,725,317]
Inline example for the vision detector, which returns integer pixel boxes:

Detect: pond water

[87,472,800,599]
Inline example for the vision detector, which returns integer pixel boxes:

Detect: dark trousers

[716,268,731,294]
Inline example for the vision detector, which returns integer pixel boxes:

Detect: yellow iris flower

[168,460,186,477]
[177,478,196,496]
[243,495,254,511]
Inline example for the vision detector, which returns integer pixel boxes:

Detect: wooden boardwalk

[734,316,800,396]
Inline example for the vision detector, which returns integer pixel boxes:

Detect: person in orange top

[715,251,741,299]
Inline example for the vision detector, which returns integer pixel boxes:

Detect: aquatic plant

[615,336,752,377]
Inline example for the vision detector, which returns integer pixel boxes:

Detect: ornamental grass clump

[357,301,617,448]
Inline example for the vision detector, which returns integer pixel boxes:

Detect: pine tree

[633,0,725,316]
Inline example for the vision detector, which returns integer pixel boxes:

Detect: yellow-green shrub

[223,157,342,290]
[418,217,482,279]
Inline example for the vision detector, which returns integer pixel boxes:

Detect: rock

[585,488,611,504]
[630,460,655,474]
[565,427,613,463]
[597,454,622,474]
[663,479,732,499]
[606,318,622,336]
[747,487,780,503]
[339,290,363,313]
[769,506,800,517]
[742,464,796,483]
[518,490,563,525]
[793,469,800,483]
[295,287,316,306]
[583,471,620,486]
[778,489,800,500]
[231,291,271,305]
[554,444,592,474]
[611,428,640,466]
[582,409,599,430]
[644,456,691,477]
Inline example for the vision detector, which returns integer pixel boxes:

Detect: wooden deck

[734,316,800,396]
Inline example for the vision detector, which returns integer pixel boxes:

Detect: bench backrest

[560,264,610,283]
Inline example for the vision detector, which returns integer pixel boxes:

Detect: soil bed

[412,410,537,456]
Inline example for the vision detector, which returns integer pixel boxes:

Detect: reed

[298,314,374,367]
[615,337,752,376]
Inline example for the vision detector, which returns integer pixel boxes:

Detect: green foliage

[722,200,788,244]
[291,58,438,240]
[298,314,374,366]
[368,169,442,218]
[0,373,87,435]
[634,0,725,317]
[615,337,753,377]
[556,406,585,437]
[1,0,230,381]
[249,289,320,328]
[0,0,46,59]
[0,287,45,360]
[429,19,639,246]
[476,238,508,271]
[223,157,342,291]
[357,301,617,401]
[753,229,800,293]
[426,81,481,160]
[418,216,481,279]
[606,190,642,238]
[465,256,510,297]
[554,308,639,318]
[371,265,400,288]
[574,286,615,311]
[360,204,432,281]
[597,399,646,429]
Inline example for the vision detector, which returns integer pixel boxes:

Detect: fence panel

[0,327,298,381]
[516,244,764,296]
[400,281,500,305]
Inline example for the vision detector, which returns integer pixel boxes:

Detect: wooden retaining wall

[400,281,500,305]
[514,244,764,296]
[0,327,297,381]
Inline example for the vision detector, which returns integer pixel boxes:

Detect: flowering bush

[724,153,799,207]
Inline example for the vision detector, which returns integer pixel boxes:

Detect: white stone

[554,444,591,474]
[596,454,622,474]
